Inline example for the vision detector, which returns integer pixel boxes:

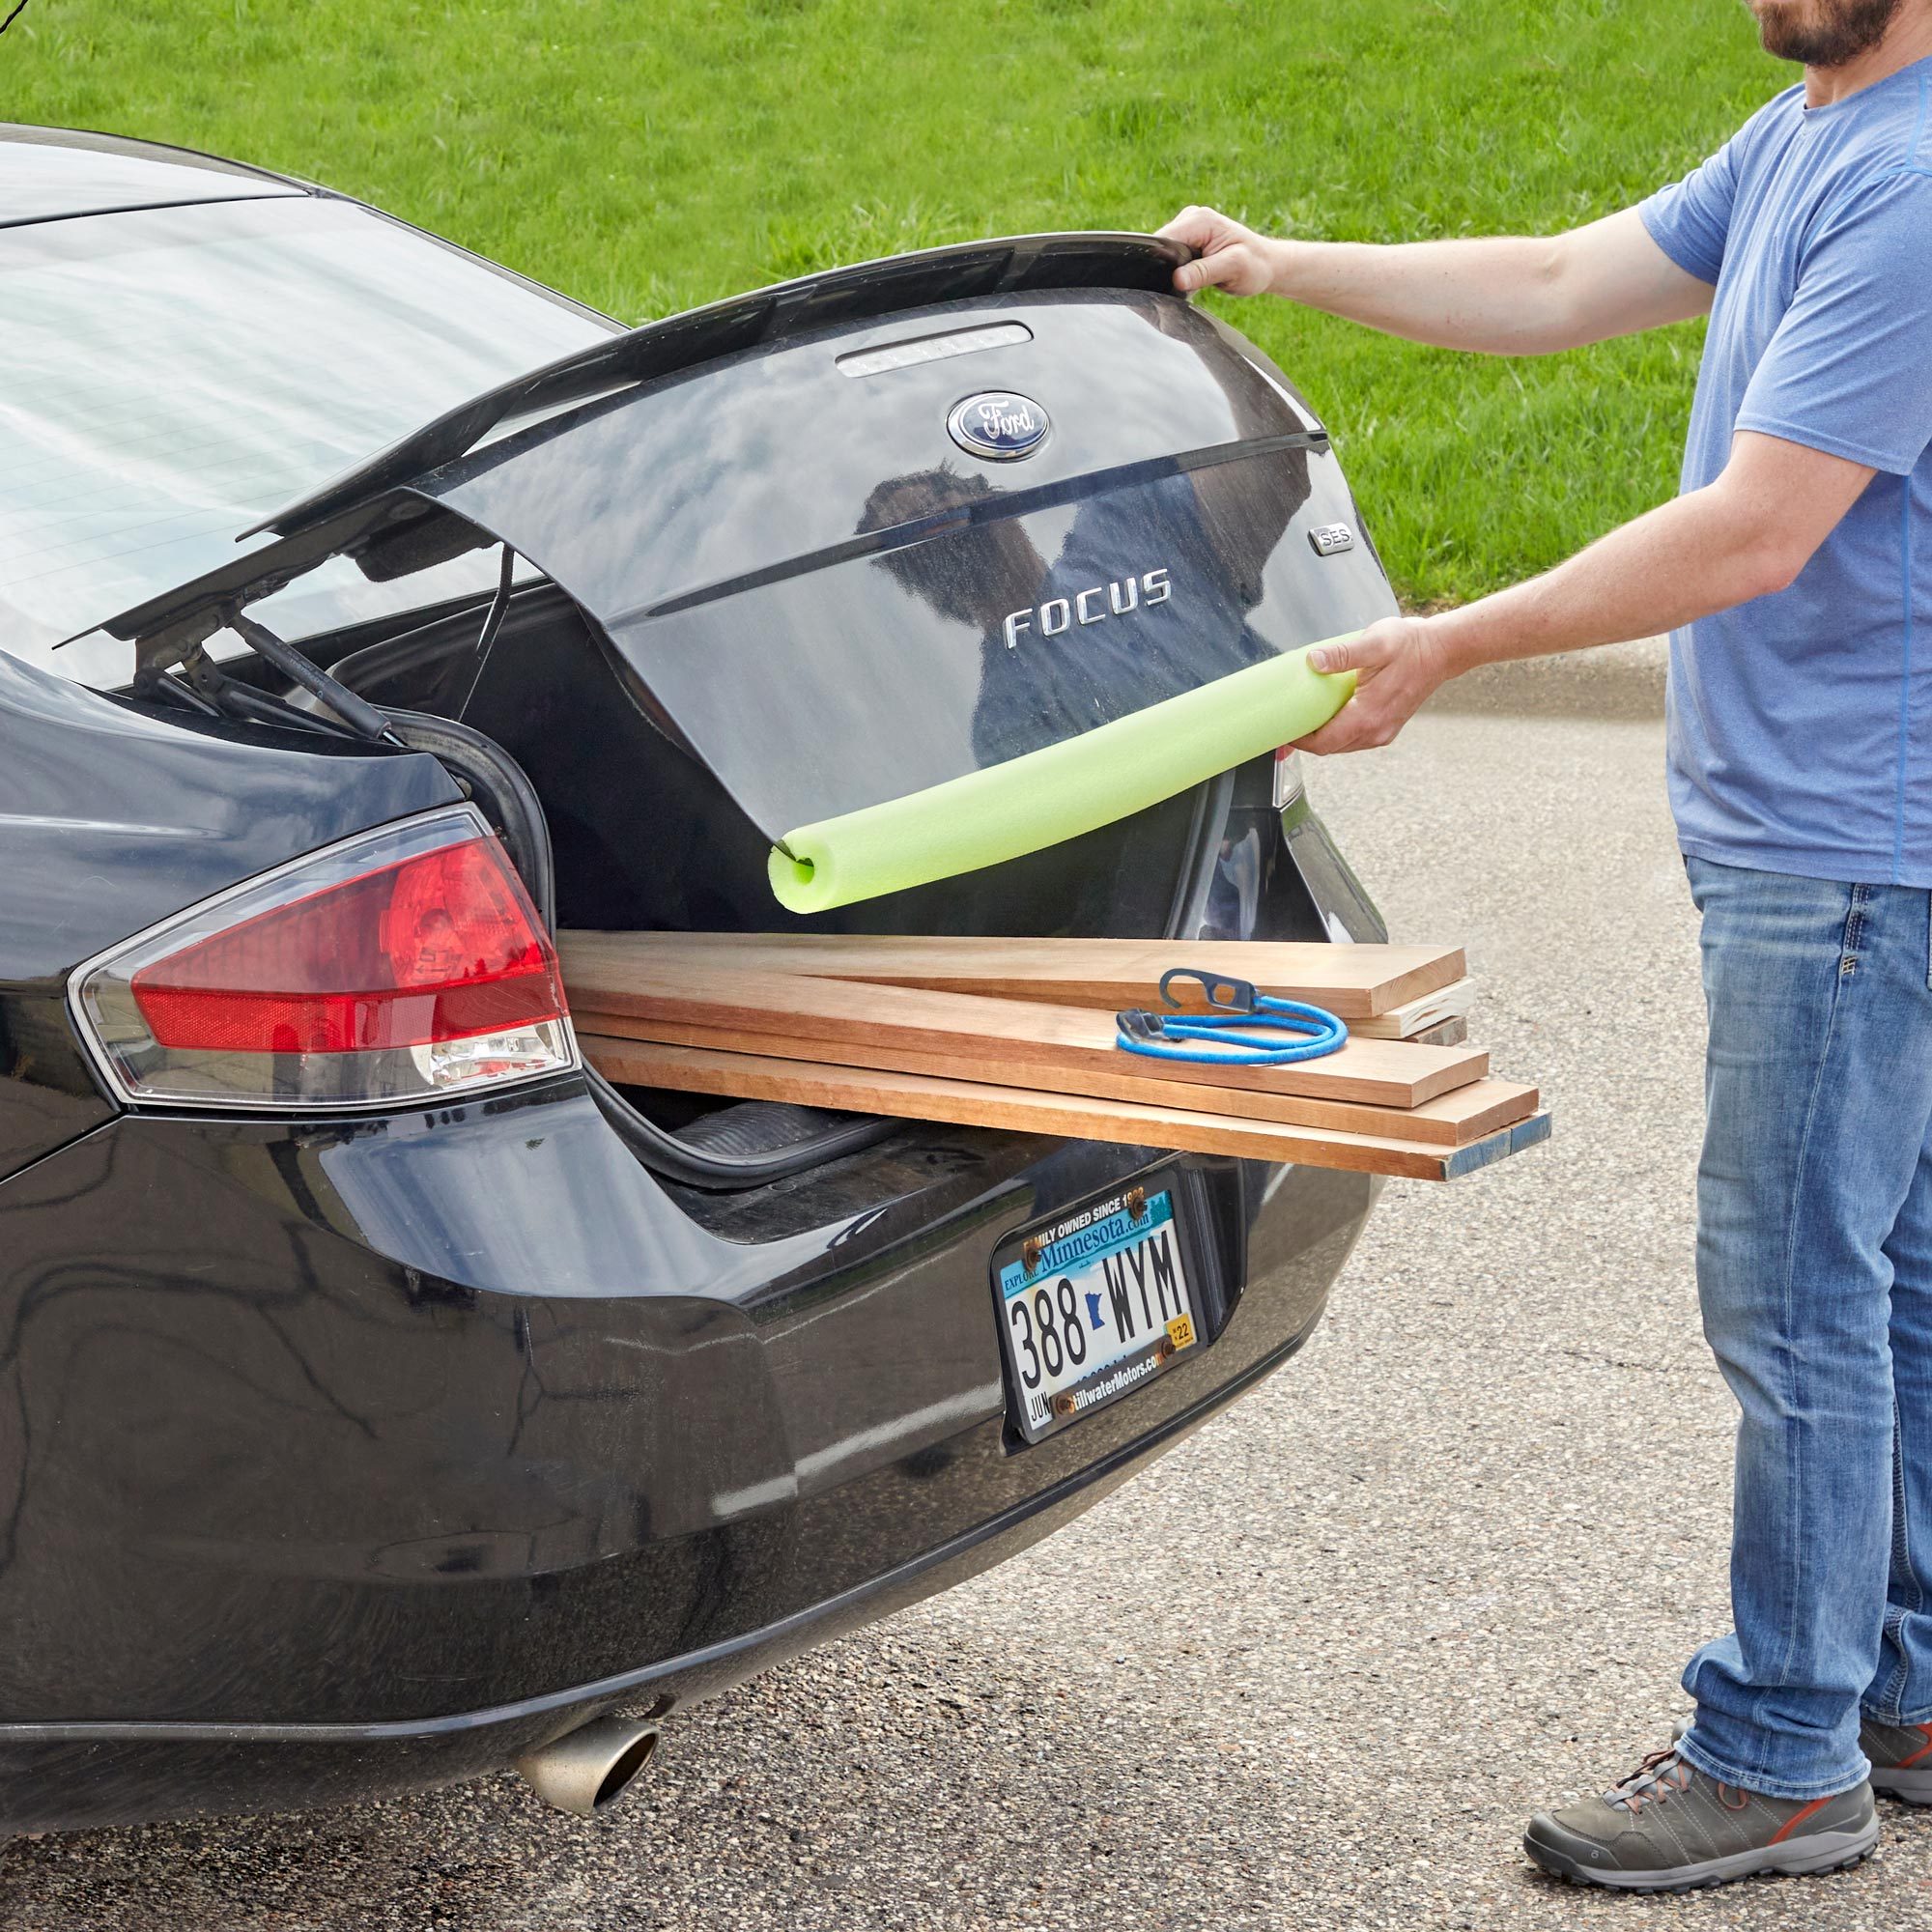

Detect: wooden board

[559,931,1465,1021]
[1349,977,1475,1040]
[580,1009,1535,1147]
[581,1037,1550,1183]
[563,961,1488,1110]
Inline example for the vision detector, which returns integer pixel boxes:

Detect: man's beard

[1748,0,1904,65]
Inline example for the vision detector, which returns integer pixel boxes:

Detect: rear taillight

[71,808,576,1109]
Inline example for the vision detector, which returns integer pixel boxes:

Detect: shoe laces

[1606,1747,1693,1814]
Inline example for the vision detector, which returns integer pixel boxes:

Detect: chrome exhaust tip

[514,1715,661,1818]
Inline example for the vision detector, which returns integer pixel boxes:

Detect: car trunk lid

[86,233,1395,935]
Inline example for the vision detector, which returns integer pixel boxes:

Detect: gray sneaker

[1861,1716,1932,1805]
[1524,1745,1878,1892]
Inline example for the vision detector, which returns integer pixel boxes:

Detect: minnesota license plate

[993,1181,1200,1443]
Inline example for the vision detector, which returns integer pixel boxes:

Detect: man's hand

[1293,617,1459,755]
[1157,206,1282,297]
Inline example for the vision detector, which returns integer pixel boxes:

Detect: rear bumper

[0,1075,1370,1831]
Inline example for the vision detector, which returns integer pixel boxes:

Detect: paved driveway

[6,691,1928,1929]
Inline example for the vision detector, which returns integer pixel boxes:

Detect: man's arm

[1157,205,1713,354]
[1291,431,1876,753]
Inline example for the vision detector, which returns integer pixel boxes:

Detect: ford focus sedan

[0,125,1398,1833]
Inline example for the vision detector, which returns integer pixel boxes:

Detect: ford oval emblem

[948,391,1050,462]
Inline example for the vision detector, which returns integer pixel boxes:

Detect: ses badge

[947,390,1049,462]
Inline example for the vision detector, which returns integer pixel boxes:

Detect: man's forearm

[1292,431,1875,757]
[1293,481,1800,755]
[1165,204,1710,352]
[1266,234,1574,354]
[1428,484,1795,674]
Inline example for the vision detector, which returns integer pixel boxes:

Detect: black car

[0,126,1400,1833]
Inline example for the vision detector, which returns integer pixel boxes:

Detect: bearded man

[1164,0,1932,1894]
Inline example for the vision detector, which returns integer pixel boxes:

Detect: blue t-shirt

[1640,60,1932,886]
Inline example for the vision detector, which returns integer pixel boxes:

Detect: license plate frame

[990,1169,1206,1445]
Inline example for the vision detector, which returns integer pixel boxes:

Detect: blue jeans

[1677,856,1932,1801]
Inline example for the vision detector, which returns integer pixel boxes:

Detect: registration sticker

[993,1182,1201,1443]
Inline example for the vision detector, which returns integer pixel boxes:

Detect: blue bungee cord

[1114,967,1349,1067]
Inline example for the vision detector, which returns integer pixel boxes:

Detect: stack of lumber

[558,933,1546,1183]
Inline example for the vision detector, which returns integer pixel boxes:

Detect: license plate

[993,1181,1200,1443]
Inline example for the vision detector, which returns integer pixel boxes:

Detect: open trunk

[91,233,1399,1163]
[308,580,1282,942]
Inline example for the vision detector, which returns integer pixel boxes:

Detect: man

[1163,0,1932,1894]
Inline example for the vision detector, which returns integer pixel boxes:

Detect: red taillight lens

[130,838,563,1054]
[73,809,576,1110]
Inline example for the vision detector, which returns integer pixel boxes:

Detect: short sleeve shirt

[1640,59,1932,884]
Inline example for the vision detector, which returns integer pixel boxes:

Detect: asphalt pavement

[7,667,1930,1929]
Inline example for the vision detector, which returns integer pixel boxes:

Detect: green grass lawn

[6,0,1787,604]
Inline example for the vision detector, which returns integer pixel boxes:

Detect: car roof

[0,124,307,230]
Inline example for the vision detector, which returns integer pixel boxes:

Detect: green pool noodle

[768,639,1358,914]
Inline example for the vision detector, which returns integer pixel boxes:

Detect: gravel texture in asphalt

[6,700,1929,1929]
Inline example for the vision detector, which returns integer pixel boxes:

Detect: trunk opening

[315,580,1234,944]
[278,577,1285,1179]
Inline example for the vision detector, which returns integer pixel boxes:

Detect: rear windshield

[0,195,613,686]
